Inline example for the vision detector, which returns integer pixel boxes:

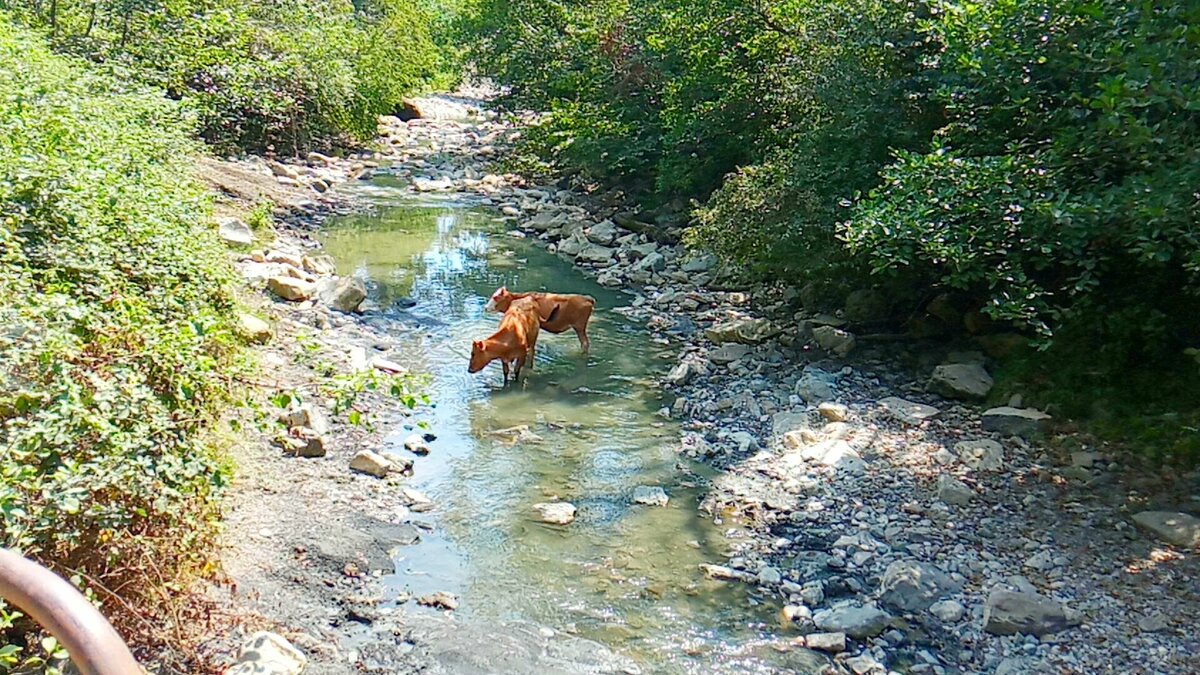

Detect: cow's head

[483,286,511,313]
[468,340,490,373]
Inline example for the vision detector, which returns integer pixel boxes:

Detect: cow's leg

[513,355,525,383]
[574,323,591,353]
[501,360,510,385]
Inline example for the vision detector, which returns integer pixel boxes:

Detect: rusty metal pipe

[0,548,141,675]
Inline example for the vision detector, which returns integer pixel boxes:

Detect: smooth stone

[878,397,939,425]
[1131,511,1200,548]
[982,590,1082,636]
[802,631,845,653]
[981,406,1051,437]
[929,363,994,400]
[349,450,411,478]
[268,276,317,302]
[813,603,892,639]
[532,502,576,525]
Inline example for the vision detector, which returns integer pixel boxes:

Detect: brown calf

[485,287,595,352]
[469,296,542,384]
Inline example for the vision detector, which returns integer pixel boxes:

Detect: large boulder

[319,277,367,313]
[1131,511,1200,548]
[983,590,1082,637]
[929,363,994,400]
[813,603,892,639]
[981,407,1051,437]
[878,560,961,613]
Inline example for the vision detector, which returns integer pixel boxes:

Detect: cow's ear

[473,340,483,350]
[499,286,507,293]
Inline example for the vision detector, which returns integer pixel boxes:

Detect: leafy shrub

[845,1,1200,342]
[6,0,450,153]
[0,15,238,655]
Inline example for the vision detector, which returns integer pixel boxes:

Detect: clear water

[320,188,814,673]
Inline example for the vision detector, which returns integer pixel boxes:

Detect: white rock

[403,433,431,456]
[929,599,966,622]
[349,450,410,478]
[817,402,848,422]
[756,566,782,585]
[268,276,317,302]
[532,502,576,525]
[227,632,305,675]
[218,217,254,246]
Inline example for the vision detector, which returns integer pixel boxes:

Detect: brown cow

[468,296,542,385]
[485,287,595,352]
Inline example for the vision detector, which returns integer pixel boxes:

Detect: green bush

[5,0,450,153]
[0,14,237,652]
[459,0,1200,459]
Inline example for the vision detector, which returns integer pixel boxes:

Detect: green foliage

[460,0,1200,459]
[4,0,451,153]
[0,15,238,650]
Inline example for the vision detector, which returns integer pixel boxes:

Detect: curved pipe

[0,548,141,675]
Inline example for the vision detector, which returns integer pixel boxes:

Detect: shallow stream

[320,185,812,673]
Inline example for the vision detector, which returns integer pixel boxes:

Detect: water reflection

[320,195,816,674]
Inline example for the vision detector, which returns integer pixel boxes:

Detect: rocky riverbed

[200,89,1200,675]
